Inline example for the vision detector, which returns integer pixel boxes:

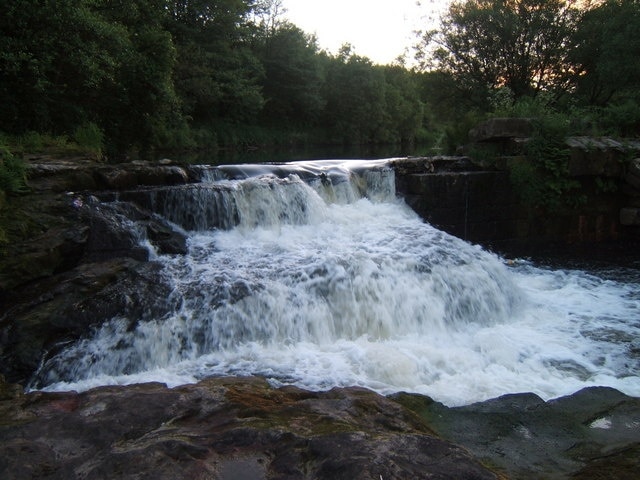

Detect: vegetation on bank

[0,0,431,160]
[1,0,640,201]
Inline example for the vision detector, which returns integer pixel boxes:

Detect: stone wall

[395,166,522,243]
[393,152,637,254]
[391,119,640,253]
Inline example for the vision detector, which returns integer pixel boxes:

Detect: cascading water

[31,159,640,406]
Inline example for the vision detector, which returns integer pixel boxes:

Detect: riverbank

[1,155,639,479]
[1,374,639,479]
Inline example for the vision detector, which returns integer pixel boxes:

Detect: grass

[3,127,104,160]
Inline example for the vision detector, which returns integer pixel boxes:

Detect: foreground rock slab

[394,387,640,480]
[0,377,498,480]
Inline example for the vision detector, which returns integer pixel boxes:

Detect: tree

[250,0,287,37]
[416,0,580,102]
[255,23,324,126]
[570,0,640,106]
[379,66,425,144]
[0,0,181,154]
[322,47,387,144]
[93,0,181,154]
[0,0,123,134]
[167,0,265,131]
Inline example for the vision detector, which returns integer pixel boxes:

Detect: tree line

[0,0,428,158]
[416,0,640,150]
[1,0,639,161]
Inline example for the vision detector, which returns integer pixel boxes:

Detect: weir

[29,158,640,407]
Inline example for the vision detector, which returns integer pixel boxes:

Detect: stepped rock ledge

[1,156,639,479]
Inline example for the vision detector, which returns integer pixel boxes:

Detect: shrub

[0,146,28,196]
[73,123,104,158]
[515,114,585,209]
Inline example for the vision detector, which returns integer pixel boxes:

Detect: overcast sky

[281,0,449,65]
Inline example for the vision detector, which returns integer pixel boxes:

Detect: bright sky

[282,0,450,65]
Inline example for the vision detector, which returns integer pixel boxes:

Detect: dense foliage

[418,0,579,101]
[415,0,640,146]
[0,0,427,158]
[0,0,639,164]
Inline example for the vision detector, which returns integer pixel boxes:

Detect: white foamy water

[33,160,640,406]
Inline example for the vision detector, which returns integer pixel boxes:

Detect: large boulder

[0,258,175,385]
[26,156,190,193]
[0,193,90,292]
[566,137,631,177]
[394,387,640,480]
[1,161,190,386]
[83,200,188,260]
[0,192,187,293]
[0,377,499,480]
[2,376,638,479]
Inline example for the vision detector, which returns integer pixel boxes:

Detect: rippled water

[33,159,640,406]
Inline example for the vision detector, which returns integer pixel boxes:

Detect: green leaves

[570,0,640,110]
[0,146,28,197]
[1,0,431,154]
[0,0,180,155]
[256,23,324,126]
[418,0,579,102]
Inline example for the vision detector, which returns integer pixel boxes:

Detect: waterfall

[31,159,640,407]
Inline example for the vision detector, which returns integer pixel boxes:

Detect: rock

[26,157,192,194]
[0,375,23,401]
[0,189,188,295]
[391,156,480,176]
[26,156,100,192]
[85,200,188,256]
[96,168,139,190]
[392,157,435,175]
[0,194,90,292]
[626,158,640,190]
[566,137,628,177]
[97,164,189,190]
[0,377,499,480]
[620,207,640,226]
[468,117,533,143]
[145,220,188,255]
[0,258,174,385]
[83,202,149,262]
[394,169,526,244]
[158,165,189,185]
[1,168,191,386]
[393,387,640,480]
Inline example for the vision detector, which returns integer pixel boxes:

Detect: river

[31,158,640,407]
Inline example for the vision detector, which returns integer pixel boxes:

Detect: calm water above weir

[32,159,640,406]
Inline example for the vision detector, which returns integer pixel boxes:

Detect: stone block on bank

[566,137,627,177]
[625,158,640,190]
[135,165,189,186]
[468,118,534,143]
[620,207,640,226]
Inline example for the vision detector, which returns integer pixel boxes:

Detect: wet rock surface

[1,258,175,386]
[0,158,188,385]
[394,387,640,480]
[0,376,498,480]
[2,156,640,479]
[1,376,639,479]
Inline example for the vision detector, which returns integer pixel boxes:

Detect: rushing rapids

[31,159,640,406]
